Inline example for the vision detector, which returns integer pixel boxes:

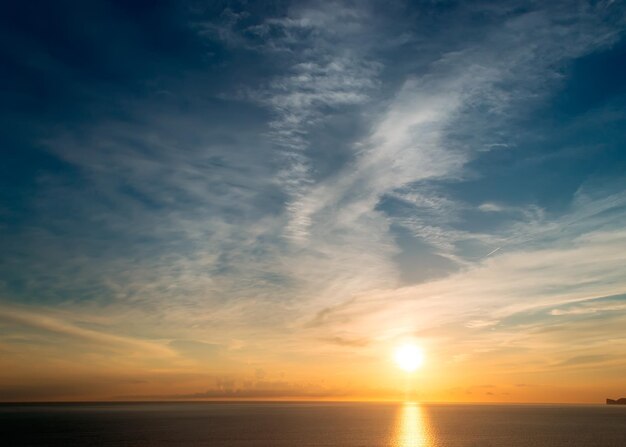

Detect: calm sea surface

[1,402,624,446]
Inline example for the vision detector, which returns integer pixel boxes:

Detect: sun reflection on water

[393,402,433,447]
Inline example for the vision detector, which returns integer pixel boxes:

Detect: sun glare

[394,343,424,372]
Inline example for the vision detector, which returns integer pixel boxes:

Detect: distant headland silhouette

[606,398,626,405]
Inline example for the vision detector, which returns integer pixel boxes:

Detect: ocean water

[1,402,624,446]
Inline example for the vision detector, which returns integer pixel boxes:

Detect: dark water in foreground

[1,402,625,446]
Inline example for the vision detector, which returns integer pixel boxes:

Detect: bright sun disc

[394,344,424,372]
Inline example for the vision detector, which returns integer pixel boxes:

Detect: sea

[1,402,624,446]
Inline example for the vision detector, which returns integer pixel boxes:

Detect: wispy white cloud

[9,0,623,341]
[550,297,626,316]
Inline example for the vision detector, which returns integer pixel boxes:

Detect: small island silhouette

[606,398,626,405]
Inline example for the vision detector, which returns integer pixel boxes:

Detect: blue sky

[1,0,626,401]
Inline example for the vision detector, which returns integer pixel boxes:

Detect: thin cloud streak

[0,305,175,357]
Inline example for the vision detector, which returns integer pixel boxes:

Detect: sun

[394,343,424,372]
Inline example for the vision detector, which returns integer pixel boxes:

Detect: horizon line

[0,399,617,406]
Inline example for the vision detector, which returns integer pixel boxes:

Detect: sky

[1,0,626,403]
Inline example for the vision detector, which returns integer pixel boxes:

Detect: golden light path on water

[393,402,434,447]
